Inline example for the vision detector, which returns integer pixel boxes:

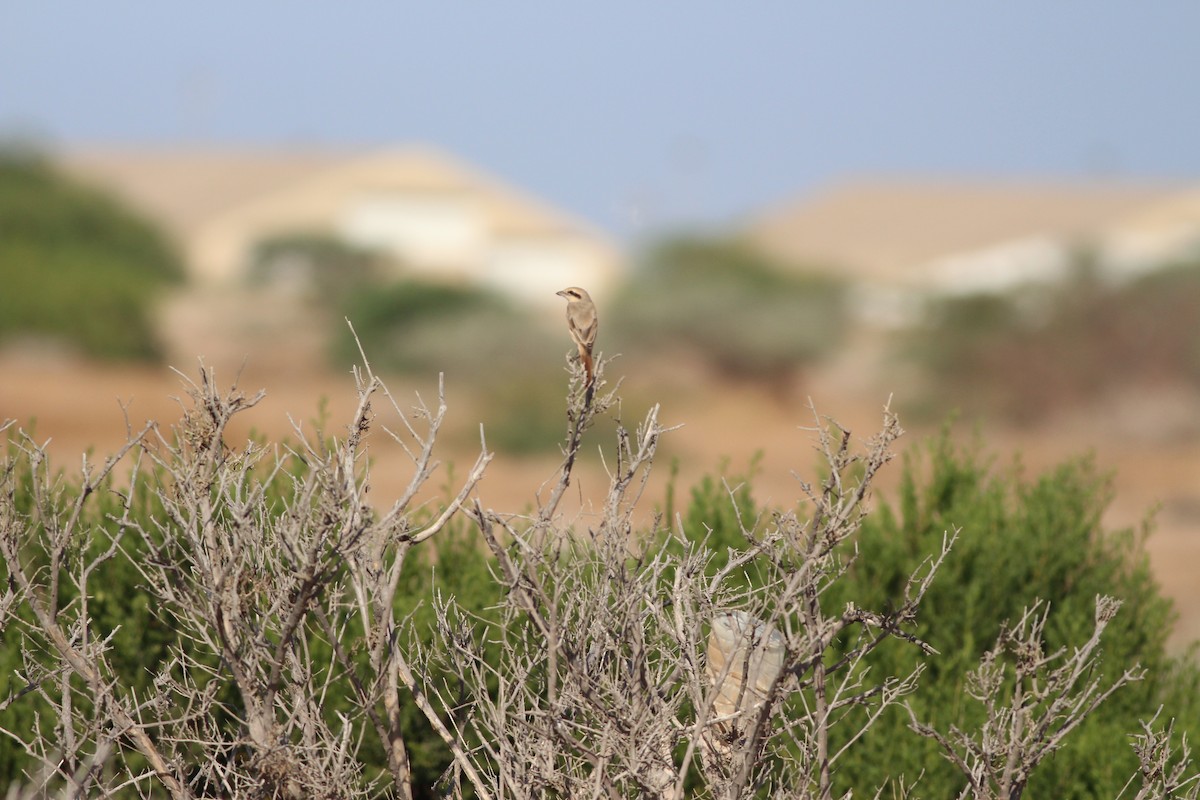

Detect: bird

[556,286,598,388]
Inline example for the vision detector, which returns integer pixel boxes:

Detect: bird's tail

[581,350,595,407]
[581,350,594,388]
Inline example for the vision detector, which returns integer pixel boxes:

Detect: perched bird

[556,286,598,387]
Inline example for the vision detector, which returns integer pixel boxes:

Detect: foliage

[391,515,508,792]
[907,258,1200,422]
[0,449,174,783]
[478,374,581,455]
[0,405,497,799]
[247,231,389,306]
[613,236,849,391]
[0,147,183,360]
[335,278,572,455]
[652,425,1200,798]
[825,429,1200,797]
[334,278,561,377]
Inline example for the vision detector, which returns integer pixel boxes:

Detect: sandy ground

[3,289,1199,650]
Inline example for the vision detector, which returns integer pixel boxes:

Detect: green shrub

[335,278,575,455]
[479,373,580,455]
[613,236,848,390]
[0,439,501,799]
[0,454,179,782]
[824,430,1200,797]
[908,258,1200,422]
[334,279,559,377]
[0,147,184,360]
[247,231,389,305]
[655,428,1200,797]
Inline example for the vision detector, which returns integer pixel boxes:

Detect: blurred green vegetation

[247,231,388,306]
[907,257,1200,423]
[612,236,849,391]
[0,146,184,360]
[334,279,525,373]
[312,233,854,453]
[335,278,570,455]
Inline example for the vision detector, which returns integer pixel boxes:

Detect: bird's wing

[575,306,598,350]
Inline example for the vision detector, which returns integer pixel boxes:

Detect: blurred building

[748,179,1200,325]
[62,145,623,306]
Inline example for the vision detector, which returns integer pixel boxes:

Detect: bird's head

[556,286,590,302]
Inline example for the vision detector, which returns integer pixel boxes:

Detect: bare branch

[909,595,1146,799]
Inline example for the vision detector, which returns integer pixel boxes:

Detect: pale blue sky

[3,3,1199,237]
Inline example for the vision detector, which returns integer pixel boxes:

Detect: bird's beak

[556,290,568,298]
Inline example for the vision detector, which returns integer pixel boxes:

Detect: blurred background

[2,3,1200,644]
